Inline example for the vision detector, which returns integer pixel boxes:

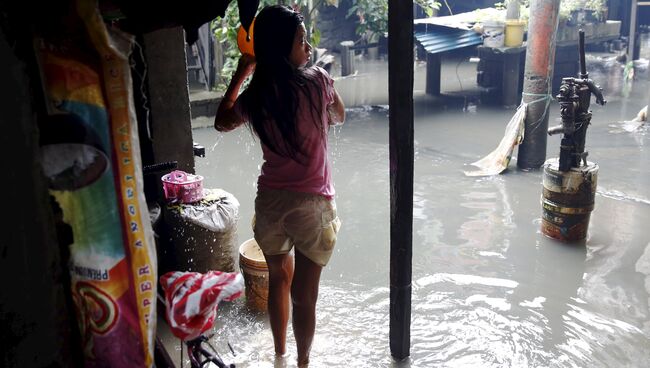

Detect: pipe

[516,0,561,170]
[579,30,587,79]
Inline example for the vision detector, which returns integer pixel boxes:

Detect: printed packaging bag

[37,2,157,366]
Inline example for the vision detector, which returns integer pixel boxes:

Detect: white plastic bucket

[239,238,268,311]
[483,20,505,48]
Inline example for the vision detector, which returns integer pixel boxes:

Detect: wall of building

[0,20,77,367]
[317,0,359,51]
[143,27,196,176]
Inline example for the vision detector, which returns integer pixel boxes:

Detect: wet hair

[240,5,324,163]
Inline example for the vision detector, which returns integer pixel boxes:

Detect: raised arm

[328,88,345,126]
[214,55,256,132]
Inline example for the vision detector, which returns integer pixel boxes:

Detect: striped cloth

[160,271,244,341]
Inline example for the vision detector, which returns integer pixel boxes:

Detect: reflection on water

[188,49,650,367]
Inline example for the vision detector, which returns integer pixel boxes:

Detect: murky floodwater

[162,39,650,367]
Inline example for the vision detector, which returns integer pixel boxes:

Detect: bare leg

[264,253,294,356]
[291,250,323,367]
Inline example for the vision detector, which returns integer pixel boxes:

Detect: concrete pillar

[1,26,76,366]
[340,41,355,76]
[214,33,224,85]
[506,0,520,20]
[647,61,650,118]
[143,27,195,175]
[628,0,638,62]
[517,0,561,170]
[502,0,522,107]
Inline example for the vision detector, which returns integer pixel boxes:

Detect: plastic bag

[464,103,527,176]
[170,188,240,232]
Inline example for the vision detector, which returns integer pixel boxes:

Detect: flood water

[164,39,650,367]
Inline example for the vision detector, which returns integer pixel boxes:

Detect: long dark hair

[240,5,324,163]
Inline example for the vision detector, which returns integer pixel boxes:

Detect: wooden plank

[388,0,414,361]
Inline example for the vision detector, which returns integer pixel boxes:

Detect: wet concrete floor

[162,39,650,367]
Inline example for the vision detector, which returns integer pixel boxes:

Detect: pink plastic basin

[161,170,204,204]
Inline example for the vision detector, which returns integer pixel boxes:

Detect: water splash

[211,133,224,151]
[597,187,650,205]
[330,125,344,168]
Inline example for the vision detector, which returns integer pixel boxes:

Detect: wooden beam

[425,53,441,96]
[388,0,414,361]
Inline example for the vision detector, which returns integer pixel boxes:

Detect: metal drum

[541,158,598,242]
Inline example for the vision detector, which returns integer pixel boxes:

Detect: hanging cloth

[160,271,244,341]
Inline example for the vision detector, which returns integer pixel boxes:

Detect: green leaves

[558,0,607,23]
[311,28,322,47]
[414,0,441,14]
[347,0,440,41]
[212,0,318,91]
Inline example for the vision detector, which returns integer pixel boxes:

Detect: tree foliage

[346,0,441,42]
[212,0,317,90]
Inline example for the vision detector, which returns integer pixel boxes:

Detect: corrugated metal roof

[414,24,483,55]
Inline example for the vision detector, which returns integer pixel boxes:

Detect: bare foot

[274,353,288,368]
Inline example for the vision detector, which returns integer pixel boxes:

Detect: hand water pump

[541,30,606,242]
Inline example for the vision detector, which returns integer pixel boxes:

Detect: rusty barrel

[541,158,598,242]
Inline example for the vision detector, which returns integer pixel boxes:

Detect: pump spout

[548,125,565,136]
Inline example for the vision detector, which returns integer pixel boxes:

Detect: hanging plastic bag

[464,103,527,176]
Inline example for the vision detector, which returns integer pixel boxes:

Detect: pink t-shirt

[234,66,336,198]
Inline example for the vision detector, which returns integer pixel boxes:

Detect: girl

[214,5,345,367]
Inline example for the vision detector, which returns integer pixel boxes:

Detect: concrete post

[506,0,520,20]
[502,0,522,107]
[340,41,355,76]
[628,0,638,62]
[647,60,650,119]
[143,27,195,175]
[214,34,224,85]
[517,0,561,170]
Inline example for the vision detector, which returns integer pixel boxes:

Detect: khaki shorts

[253,189,341,267]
